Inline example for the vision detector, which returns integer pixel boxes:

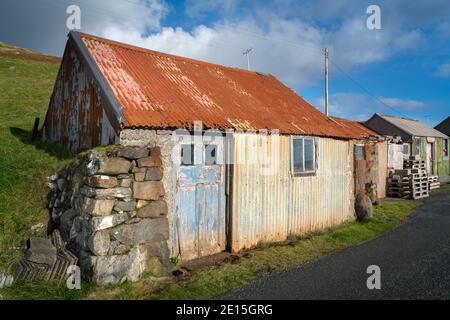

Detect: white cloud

[378,97,425,111]
[435,63,450,77]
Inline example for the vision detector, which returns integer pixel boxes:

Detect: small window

[205,144,218,165]
[414,138,421,156]
[292,137,316,175]
[444,139,449,158]
[180,144,194,166]
[355,145,365,160]
[402,143,410,157]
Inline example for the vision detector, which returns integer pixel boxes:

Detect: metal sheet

[78,32,375,140]
[231,133,354,252]
[43,41,117,153]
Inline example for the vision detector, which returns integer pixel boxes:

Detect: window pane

[181,144,194,166]
[293,139,303,173]
[304,139,314,171]
[402,144,409,155]
[415,138,421,155]
[355,145,365,160]
[205,144,217,165]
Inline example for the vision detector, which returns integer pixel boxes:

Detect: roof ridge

[75,31,268,77]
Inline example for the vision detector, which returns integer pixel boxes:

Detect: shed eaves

[76,32,371,140]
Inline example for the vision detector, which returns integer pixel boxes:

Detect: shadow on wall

[9,127,73,161]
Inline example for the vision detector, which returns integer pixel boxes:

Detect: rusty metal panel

[78,32,375,140]
[231,133,354,252]
[43,41,118,153]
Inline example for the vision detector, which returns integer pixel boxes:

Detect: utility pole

[243,48,253,71]
[323,48,329,117]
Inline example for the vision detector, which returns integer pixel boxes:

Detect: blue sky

[1,0,449,126]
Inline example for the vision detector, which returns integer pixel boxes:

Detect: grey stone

[97,158,132,175]
[59,208,80,242]
[80,186,132,200]
[88,230,111,256]
[133,181,165,200]
[138,241,170,275]
[87,248,146,285]
[145,167,163,181]
[90,212,128,231]
[82,198,115,216]
[355,192,373,221]
[57,178,66,192]
[114,200,136,212]
[24,237,57,267]
[111,217,169,246]
[117,147,149,160]
[85,175,118,189]
[114,244,130,255]
[137,200,168,218]
[117,174,131,179]
[0,273,14,288]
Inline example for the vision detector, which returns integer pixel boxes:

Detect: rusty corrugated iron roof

[77,32,370,139]
[333,118,378,139]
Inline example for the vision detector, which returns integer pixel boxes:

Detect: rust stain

[77,32,376,140]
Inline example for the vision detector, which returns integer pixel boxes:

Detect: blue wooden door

[174,138,226,260]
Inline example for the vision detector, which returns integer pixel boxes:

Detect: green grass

[2,198,420,300]
[0,48,72,270]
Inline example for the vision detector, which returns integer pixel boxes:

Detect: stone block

[88,230,111,256]
[117,147,149,160]
[149,147,161,157]
[111,216,169,247]
[82,198,115,216]
[85,175,118,189]
[59,208,80,242]
[24,237,57,267]
[137,200,168,218]
[90,212,128,231]
[133,181,164,200]
[134,171,146,182]
[80,186,132,200]
[97,158,132,175]
[114,200,136,212]
[119,178,132,188]
[145,167,163,181]
[136,156,162,168]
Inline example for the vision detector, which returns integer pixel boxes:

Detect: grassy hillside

[0,43,71,269]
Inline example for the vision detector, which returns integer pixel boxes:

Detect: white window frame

[291,136,316,176]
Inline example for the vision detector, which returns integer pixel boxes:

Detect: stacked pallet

[428,176,440,191]
[387,158,429,200]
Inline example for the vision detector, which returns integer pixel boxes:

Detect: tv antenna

[242,48,253,71]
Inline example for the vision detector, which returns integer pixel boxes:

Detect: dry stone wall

[48,146,170,285]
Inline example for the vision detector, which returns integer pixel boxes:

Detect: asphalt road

[222,187,450,299]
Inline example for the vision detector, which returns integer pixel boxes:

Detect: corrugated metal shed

[370,114,448,139]
[231,133,354,251]
[75,32,373,140]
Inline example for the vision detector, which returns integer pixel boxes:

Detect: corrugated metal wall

[231,133,355,252]
[43,41,118,153]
